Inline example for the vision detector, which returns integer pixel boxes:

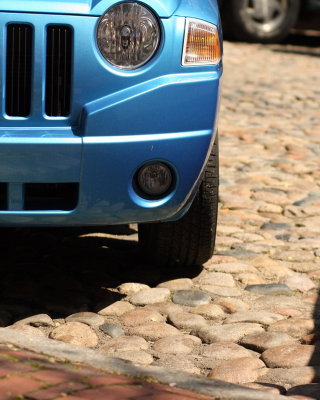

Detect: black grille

[45,25,73,117]
[6,24,33,117]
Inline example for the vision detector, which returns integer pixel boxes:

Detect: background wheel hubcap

[243,0,289,33]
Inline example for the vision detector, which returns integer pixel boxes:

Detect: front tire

[138,135,219,267]
[221,0,300,43]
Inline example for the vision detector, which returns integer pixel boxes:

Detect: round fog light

[136,162,173,198]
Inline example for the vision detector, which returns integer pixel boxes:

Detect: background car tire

[220,0,301,43]
[138,135,219,267]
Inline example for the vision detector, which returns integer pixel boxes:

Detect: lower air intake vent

[0,184,8,210]
[24,183,78,211]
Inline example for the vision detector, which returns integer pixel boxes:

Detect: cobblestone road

[1,36,320,399]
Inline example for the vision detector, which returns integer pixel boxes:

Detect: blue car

[0,0,222,266]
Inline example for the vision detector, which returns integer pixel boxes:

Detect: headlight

[182,18,221,66]
[97,2,160,70]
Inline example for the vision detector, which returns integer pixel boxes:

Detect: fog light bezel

[134,161,175,200]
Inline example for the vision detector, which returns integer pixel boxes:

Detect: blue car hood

[0,0,181,17]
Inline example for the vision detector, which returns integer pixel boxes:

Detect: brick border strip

[0,328,285,400]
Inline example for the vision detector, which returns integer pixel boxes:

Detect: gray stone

[224,311,284,326]
[240,332,297,352]
[261,223,292,231]
[172,290,211,307]
[195,323,264,343]
[261,345,320,368]
[66,312,105,327]
[49,322,98,348]
[223,249,259,260]
[99,322,124,338]
[168,312,207,330]
[130,288,170,306]
[294,190,320,206]
[245,284,293,296]
[208,357,267,384]
[14,314,54,327]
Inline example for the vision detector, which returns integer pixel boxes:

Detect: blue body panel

[1,0,178,17]
[0,0,222,226]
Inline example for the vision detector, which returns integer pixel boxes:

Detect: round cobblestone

[129,288,171,306]
[49,322,98,348]
[66,312,105,327]
[153,335,198,354]
[208,357,267,384]
[240,331,297,352]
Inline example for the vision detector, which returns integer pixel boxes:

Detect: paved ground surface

[0,35,319,399]
[0,345,216,400]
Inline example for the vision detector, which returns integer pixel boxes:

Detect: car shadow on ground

[270,33,320,57]
[0,227,319,397]
[0,227,202,323]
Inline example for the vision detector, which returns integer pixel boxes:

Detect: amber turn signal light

[182,18,221,66]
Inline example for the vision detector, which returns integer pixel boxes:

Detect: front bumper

[0,12,221,227]
[0,127,217,226]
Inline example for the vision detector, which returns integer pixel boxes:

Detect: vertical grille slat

[45,25,72,117]
[6,24,33,117]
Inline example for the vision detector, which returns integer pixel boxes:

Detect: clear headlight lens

[97,2,160,70]
[182,18,221,66]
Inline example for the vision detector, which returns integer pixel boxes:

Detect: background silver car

[219,0,320,43]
